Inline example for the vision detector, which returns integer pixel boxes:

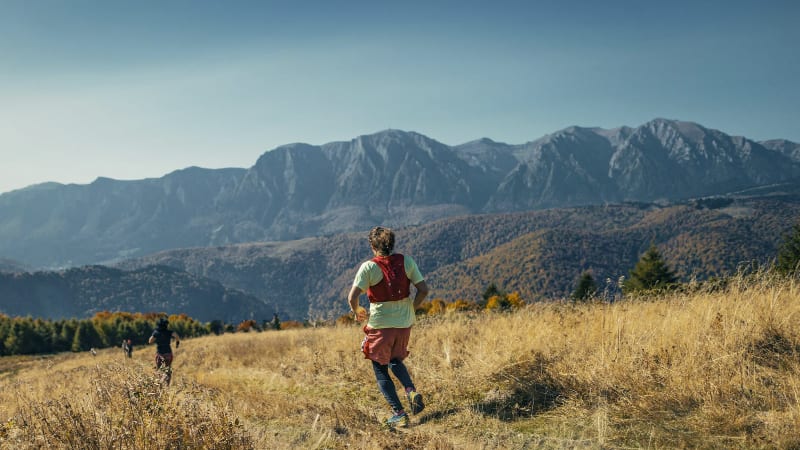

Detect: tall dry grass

[2,272,800,449]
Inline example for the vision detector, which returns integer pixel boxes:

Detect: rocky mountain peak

[1,119,798,268]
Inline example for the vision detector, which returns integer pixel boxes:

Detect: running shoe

[384,411,409,428]
[407,390,425,415]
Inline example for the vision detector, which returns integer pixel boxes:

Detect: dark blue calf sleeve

[372,361,404,412]
[389,358,415,391]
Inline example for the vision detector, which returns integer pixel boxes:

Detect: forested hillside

[4,194,797,322]
[0,265,266,322]
[119,194,800,319]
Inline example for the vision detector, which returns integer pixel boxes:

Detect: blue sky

[1,0,797,194]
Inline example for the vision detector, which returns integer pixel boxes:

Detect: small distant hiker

[270,313,281,330]
[148,317,181,385]
[122,338,133,358]
[348,226,429,428]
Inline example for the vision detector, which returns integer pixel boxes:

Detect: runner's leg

[388,358,415,391]
[372,361,404,412]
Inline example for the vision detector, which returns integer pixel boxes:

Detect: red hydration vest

[366,254,411,303]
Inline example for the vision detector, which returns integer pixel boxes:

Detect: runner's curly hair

[368,226,395,256]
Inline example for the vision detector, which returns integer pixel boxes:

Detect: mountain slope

[113,194,800,319]
[1,119,798,268]
[0,265,266,322]
[761,139,800,162]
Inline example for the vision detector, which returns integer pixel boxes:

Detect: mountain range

[1,118,798,269]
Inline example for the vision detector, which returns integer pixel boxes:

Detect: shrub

[485,292,525,311]
[236,319,259,332]
[280,320,304,330]
[446,299,480,312]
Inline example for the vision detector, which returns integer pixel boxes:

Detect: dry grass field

[2,273,800,449]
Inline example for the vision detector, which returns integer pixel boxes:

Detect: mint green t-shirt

[353,254,424,329]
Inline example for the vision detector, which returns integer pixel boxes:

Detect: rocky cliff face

[761,139,800,162]
[1,119,798,267]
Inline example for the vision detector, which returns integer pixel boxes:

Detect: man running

[348,226,429,428]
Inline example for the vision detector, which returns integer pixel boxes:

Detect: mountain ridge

[1,118,798,268]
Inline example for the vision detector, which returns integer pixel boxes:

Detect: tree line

[570,222,800,301]
[0,310,307,357]
[0,312,209,357]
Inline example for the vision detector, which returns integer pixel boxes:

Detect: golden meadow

[1,273,799,449]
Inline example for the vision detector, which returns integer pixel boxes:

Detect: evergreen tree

[59,320,78,352]
[0,317,8,356]
[209,320,224,335]
[4,320,41,355]
[623,244,677,294]
[71,321,103,352]
[32,318,52,353]
[571,271,597,301]
[776,222,800,275]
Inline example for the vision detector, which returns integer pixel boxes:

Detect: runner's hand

[354,306,367,322]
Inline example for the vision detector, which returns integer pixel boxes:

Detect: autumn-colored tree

[280,320,304,330]
[446,299,480,312]
[236,320,259,332]
[506,292,525,309]
[485,292,525,311]
[336,314,357,326]
[428,299,447,315]
[481,283,505,307]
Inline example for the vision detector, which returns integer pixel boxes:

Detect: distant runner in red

[348,226,429,428]
[148,317,181,385]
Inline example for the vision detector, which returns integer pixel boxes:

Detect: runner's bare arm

[412,280,429,309]
[348,285,367,321]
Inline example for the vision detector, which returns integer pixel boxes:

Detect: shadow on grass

[748,326,800,369]
[476,352,565,421]
[418,407,461,425]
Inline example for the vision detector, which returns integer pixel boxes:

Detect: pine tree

[776,222,800,275]
[4,320,41,355]
[71,321,102,352]
[623,244,677,294]
[209,320,224,335]
[571,271,597,301]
